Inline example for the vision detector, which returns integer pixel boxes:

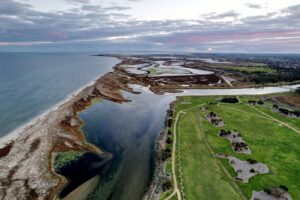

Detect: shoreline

[1,54,299,200]
[0,58,138,199]
[3,79,298,148]
[0,78,101,146]
[0,55,122,145]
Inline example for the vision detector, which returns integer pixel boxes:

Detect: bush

[291,110,300,117]
[279,185,288,192]
[162,148,172,161]
[279,108,290,115]
[162,181,172,191]
[166,137,173,144]
[257,100,264,105]
[221,97,239,103]
[168,118,173,127]
[247,158,257,164]
[248,100,256,104]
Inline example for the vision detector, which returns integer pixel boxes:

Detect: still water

[77,84,299,200]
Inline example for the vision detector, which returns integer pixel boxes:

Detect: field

[161,96,300,200]
[225,66,276,74]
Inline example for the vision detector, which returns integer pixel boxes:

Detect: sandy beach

[0,68,135,199]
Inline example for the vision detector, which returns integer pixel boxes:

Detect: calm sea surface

[0,53,118,138]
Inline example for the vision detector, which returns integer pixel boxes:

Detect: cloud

[0,0,299,53]
[81,5,102,12]
[0,0,32,15]
[64,0,90,4]
[204,10,240,20]
[103,6,131,11]
[245,3,263,9]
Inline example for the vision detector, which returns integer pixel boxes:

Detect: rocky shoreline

[144,103,175,200]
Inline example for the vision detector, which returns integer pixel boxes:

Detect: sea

[0,53,119,138]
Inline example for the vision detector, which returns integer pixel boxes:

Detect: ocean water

[0,53,119,138]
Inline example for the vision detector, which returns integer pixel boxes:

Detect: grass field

[225,66,276,74]
[160,96,300,200]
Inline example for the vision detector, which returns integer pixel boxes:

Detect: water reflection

[76,84,299,200]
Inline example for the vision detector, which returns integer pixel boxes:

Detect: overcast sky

[0,0,299,53]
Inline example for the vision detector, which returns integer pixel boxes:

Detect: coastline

[1,54,299,200]
[0,59,140,199]
[0,78,101,146]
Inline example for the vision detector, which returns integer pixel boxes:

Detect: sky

[0,0,300,53]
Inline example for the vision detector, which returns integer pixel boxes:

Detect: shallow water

[78,84,299,200]
[1,53,298,199]
[79,87,175,200]
[0,53,118,138]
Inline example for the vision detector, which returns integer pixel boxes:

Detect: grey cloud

[103,6,131,11]
[0,0,299,53]
[64,0,90,4]
[0,0,32,15]
[81,5,102,12]
[204,11,240,20]
[245,3,263,9]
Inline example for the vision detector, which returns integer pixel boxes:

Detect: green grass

[177,109,243,200]
[161,96,300,200]
[54,151,84,170]
[225,66,276,74]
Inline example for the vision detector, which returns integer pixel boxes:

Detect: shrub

[221,97,239,103]
[166,137,173,144]
[279,185,288,192]
[162,148,172,161]
[257,100,264,105]
[279,108,290,115]
[247,158,257,164]
[162,181,172,191]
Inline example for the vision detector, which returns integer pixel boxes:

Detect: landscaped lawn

[161,96,300,200]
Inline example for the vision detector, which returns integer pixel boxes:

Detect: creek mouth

[57,83,300,200]
[77,87,174,200]
[56,152,112,199]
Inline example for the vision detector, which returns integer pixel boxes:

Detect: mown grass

[54,151,84,170]
[177,109,243,200]
[161,96,300,199]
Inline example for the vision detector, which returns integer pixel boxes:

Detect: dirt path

[247,104,300,135]
[164,104,205,200]
[164,100,299,200]
[218,104,274,121]
[221,75,234,87]
[218,103,300,136]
